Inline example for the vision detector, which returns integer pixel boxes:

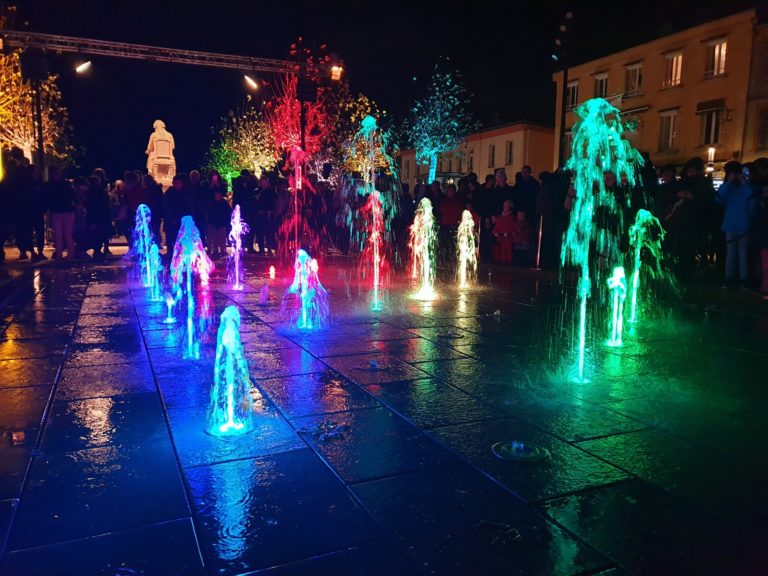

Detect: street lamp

[330,65,343,81]
[75,60,92,74]
[554,11,574,168]
[243,74,259,91]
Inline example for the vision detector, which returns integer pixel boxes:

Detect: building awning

[696,99,725,114]
[621,106,650,115]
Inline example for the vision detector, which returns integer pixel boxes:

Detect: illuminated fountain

[148,244,163,301]
[560,98,643,381]
[409,197,437,300]
[456,209,478,289]
[228,204,249,291]
[207,305,255,436]
[170,216,214,356]
[282,249,328,330]
[164,292,177,324]
[606,266,627,347]
[130,204,157,287]
[358,116,387,310]
[361,190,385,310]
[628,209,665,324]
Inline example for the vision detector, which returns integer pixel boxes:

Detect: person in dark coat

[86,176,112,257]
[45,167,76,260]
[163,173,189,251]
[512,165,540,218]
[254,175,276,256]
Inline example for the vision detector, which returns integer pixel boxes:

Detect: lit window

[566,81,579,109]
[404,160,410,179]
[663,52,683,87]
[658,110,678,152]
[625,63,643,96]
[594,74,608,98]
[706,39,727,77]
[488,144,496,168]
[701,110,720,145]
[505,141,514,165]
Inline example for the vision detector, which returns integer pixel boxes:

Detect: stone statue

[145,119,176,187]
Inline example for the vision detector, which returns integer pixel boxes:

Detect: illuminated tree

[0,52,20,126]
[407,60,476,183]
[207,99,277,182]
[0,51,72,162]
[205,140,240,184]
[265,74,328,158]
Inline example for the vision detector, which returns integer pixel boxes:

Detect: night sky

[9,0,761,177]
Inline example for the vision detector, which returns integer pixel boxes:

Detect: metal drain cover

[355,360,392,371]
[492,440,550,462]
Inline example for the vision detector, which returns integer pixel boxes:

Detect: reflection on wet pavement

[0,260,765,574]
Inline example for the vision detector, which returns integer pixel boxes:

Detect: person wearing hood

[717,161,756,288]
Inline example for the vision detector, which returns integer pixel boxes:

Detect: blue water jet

[207,305,256,436]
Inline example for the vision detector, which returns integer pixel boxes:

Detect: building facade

[552,9,768,173]
[399,122,553,190]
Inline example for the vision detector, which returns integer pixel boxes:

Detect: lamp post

[553,12,574,169]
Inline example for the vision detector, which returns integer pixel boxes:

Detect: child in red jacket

[492,200,515,263]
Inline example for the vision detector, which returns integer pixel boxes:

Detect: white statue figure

[145,119,176,187]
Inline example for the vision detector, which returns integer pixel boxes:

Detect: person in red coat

[511,210,533,265]
[492,200,515,264]
[439,184,464,262]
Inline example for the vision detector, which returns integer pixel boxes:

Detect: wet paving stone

[340,322,416,342]
[288,334,379,358]
[0,499,16,557]
[541,479,766,576]
[249,540,422,575]
[0,517,205,576]
[75,314,137,328]
[167,403,303,468]
[245,347,328,380]
[295,407,457,484]
[321,353,432,387]
[12,310,81,325]
[0,386,51,432]
[0,336,68,360]
[577,428,725,492]
[41,393,167,453]
[367,378,501,430]
[0,433,35,500]
[7,440,189,550]
[605,398,768,456]
[71,324,143,347]
[501,397,647,442]
[352,464,611,576]
[430,418,629,502]
[155,363,214,410]
[64,343,146,367]
[0,358,60,389]
[56,362,156,401]
[2,321,74,340]
[239,330,299,353]
[142,327,190,349]
[258,371,379,423]
[185,449,382,576]
[369,337,469,363]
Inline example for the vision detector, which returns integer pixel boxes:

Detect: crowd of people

[2,143,768,293]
